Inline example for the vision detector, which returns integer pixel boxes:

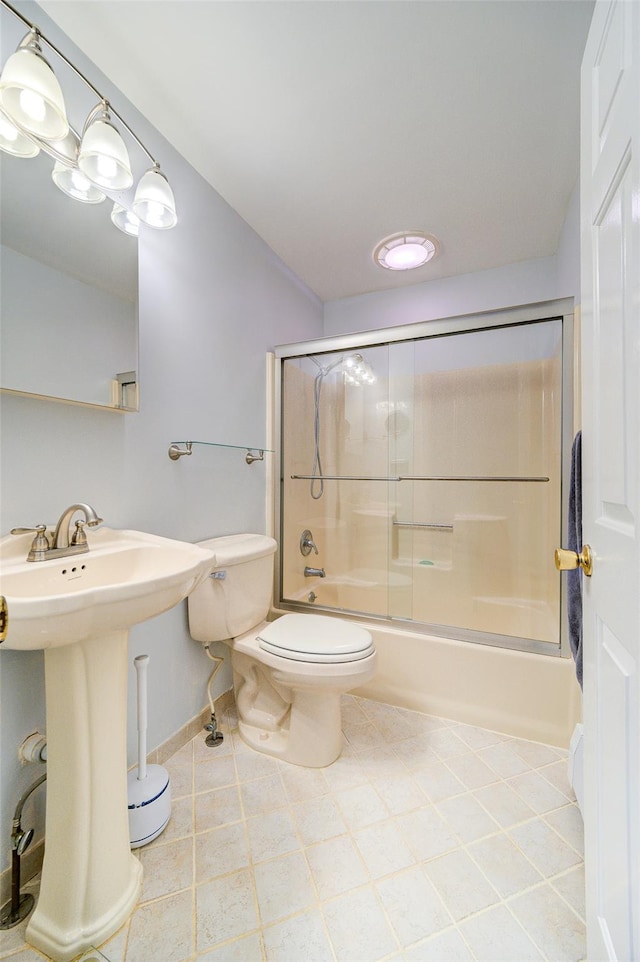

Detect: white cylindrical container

[127,655,171,848]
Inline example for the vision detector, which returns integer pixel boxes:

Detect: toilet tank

[188,534,277,642]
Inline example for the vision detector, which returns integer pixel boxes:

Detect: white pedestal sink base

[26,630,142,962]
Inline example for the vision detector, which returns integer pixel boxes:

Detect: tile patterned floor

[0,696,586,962]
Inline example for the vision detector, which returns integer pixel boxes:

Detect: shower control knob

[300,529,319,556]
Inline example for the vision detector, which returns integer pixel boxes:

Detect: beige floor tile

[126,889,194,962]
[551,865,587,922]
[240,774,289,818]
[333,783,388,830]
[138,835,193,902]
[196,869,259,954]
[375,865,453,946]
[509,818,582,878]
[292,795,348,845]
[507,770,573,814]
[322,886,398,962]
[396,806,459,862]
[263,909,333,962]
[436,792,500,843]
[197,931,264,960]
[458,903,544,961]
[402,927,473,961]
[195,784,243,833]
[422,850,500,921]
[472,779,536,828]
[509,882,587,961]
[196,821,250,883]
[467,833,543,898]
[305,835,369,901]
[9,696,586,962]
[246,809,301,863]
[194,754,237,793]
[254,852,316,926]
[353,819,415,879]
[545,805,585,855]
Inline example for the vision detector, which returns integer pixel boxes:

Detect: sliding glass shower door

[278,309,568,653]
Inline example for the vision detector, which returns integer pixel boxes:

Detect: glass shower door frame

[274,297,575,657]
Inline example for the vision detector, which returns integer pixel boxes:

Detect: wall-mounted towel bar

[169,441,270,464]
[290,474,549,483]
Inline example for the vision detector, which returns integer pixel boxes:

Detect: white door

[581,0,639,958]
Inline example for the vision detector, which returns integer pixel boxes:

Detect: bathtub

[273,608,581,748]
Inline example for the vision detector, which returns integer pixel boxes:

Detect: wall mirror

[0,144,139,411]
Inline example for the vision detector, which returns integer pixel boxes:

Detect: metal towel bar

[290,474,549,483]
[393,521,454,530]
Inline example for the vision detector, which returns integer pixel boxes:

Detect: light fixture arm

[0,0,158,167]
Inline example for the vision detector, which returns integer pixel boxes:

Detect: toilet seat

[257,613,374,664]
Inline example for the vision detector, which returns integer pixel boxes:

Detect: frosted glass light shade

[0,35,68,141]
[52,161,106,203]
[0,107,39,157]
[111,203,140,236]
[133,166,177,229]
[38,127,80,167]
[78,115,133,190]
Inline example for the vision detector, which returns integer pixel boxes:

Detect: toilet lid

[258,613,374,663]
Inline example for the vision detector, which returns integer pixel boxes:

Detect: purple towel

[567,431,583,688]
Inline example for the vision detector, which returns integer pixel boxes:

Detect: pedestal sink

[0,527,214,962]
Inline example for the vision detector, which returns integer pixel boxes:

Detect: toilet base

[237,689,343,768]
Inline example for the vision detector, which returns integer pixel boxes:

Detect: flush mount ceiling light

[373,232,440,271]
[0,0,177,230]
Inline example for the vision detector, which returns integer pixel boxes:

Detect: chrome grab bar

[290,474,549,483]
[393,521,454,530]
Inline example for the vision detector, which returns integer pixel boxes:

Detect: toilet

[188,533,377,767]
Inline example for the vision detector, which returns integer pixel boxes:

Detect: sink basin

[0,525,214,961]
[0,526,214,649]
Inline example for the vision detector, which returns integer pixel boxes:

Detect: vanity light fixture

[111,203,140,236]
[0,27,68,140]
[0,105,39,156]
[0,0,178,229]
[373,231,440,271]
[133,165,177,230]
[78,101,133,191]
[52,160,106,203]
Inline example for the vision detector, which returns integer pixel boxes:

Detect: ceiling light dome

[373,232,440,271]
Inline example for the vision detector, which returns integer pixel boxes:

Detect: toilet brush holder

[127,655,171,848]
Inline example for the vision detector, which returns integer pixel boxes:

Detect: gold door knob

[554,544,593,577]
[0,596,8,643]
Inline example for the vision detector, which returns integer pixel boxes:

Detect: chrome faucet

[304,566,326,578]
[11,503,103,562]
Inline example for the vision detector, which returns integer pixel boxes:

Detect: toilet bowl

[188,534,377,767]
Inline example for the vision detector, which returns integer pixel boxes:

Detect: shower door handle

[554,545,593,577]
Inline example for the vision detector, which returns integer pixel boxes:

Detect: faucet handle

[71,520,88,546]
[10,525,50,562]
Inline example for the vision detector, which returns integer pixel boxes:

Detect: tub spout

[304,566,326,578]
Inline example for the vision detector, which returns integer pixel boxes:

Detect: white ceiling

[38,0,594,302]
